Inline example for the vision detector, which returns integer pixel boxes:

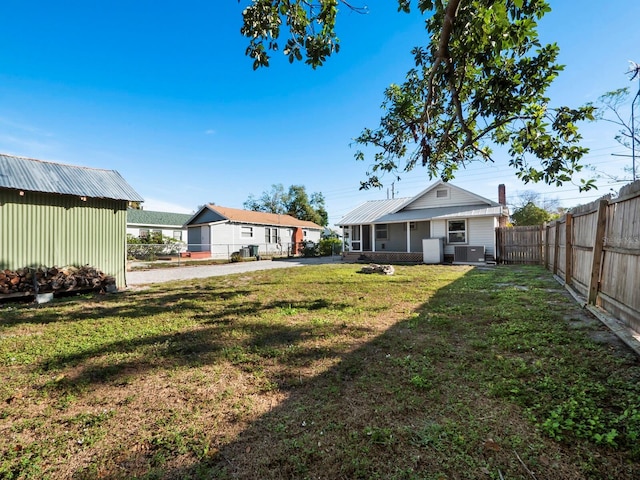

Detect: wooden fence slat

[565,213,573,286]
[588,200,608,305]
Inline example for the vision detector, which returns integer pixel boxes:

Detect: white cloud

[204,129,216,135]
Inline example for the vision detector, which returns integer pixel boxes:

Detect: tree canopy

[244,183,328,226]
[510,190,561,225]
[511,201,552,226]
[240,0,595,191]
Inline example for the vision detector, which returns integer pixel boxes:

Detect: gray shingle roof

[127,209,192,227]
[0,153,144,201]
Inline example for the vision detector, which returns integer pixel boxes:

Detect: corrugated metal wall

[0,190,129,287]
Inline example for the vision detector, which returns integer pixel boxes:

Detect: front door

[201,226,210,252]
[362,225,372,251]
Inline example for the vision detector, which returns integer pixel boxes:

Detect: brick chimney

[498,184,506,206]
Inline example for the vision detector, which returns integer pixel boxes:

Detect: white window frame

[436,188,450,199]
[241,226,253,238]
[351,225,361,251]
[265,227,278,243]
[447,219,467,244]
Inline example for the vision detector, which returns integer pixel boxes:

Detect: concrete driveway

[126,256,342,286]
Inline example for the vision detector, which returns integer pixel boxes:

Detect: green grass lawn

[1,264,639,479]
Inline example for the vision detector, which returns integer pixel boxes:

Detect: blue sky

[1,1,639,226]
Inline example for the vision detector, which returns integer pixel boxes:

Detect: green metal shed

[0,154,144,288]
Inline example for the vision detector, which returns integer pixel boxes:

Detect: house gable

[399,180,499,211]
[186,206,227,226]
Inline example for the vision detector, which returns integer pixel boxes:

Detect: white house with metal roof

[0,153,143,288]
[337,181,509,263]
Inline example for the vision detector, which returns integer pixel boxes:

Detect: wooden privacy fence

[496,180,640,335]
[495,225,544,264]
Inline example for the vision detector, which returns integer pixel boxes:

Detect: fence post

[538,224,544,265]
[553,220,560,275]
[565,213,573,286]
[588,199,608,305]
[544,224,549,270]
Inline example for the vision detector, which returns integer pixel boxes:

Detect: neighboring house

[126,209,192,242]
[184,205,323,258]
[337,180,509,263]
[0,153,143,287]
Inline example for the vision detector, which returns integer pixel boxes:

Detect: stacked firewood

[0,266,115,295]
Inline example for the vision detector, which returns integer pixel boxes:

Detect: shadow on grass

[79,266,640,480]
[38,290,356,391]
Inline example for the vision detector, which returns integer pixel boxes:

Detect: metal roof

[336,198,411,225]
[127,209,192,227]
[376,205,504,223]
[0,153,144,201]
[338,199,504,226]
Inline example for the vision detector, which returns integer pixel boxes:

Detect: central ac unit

[454,246,485,263]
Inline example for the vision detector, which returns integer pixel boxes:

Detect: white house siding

[467,217,497,257]
[305,229,321,243]
[430,216,496,257]
[404,185,490,210]
[212,223,236,245]
[431,220,447,243]
[204,223,321,257]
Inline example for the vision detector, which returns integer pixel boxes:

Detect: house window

[436,188,449,199]
[265,227,278,243]
[241,226,253,238]
[351,226,361,250]
[173,230,182,241]
[447,220,467,244]
[410,222,417,230]
[303,230,308,238]
[375,224,388,240]
[139,229,150,238]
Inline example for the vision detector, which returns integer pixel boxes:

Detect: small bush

[319,237,342,256]
[301,242,319,257]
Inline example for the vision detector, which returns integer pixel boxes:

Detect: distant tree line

[244,184,328,227]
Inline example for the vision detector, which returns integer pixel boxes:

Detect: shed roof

[0,153,144,201]
[127,209,192,228]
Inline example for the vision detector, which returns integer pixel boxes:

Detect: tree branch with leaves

[240,0,596,191]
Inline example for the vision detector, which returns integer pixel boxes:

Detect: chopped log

[359,264,395,275]
[0,265,116,298]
